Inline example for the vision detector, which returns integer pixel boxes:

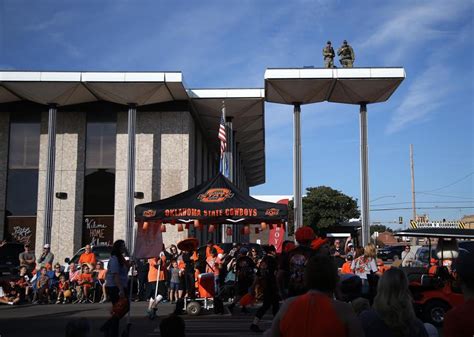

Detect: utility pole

[410,144,416,222]
[410,144,417,244]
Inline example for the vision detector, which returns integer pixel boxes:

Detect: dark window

[5,112,41,215]
[83,169,116,215]
[85,113,116,169]
[8,122,41,169]
[83,112,116,216]
[5,170,39,216]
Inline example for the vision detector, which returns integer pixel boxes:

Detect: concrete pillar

[195,129,202,185]
[114,110,129,243]
[160,111,193,247]
[0,112,10,240]
[37,110,85,262]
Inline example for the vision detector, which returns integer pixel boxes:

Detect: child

[16,266,32,301]
[77,265,93,303]
[36,267,50,304]
[341,255,354,274]
[169,260,180,304]
[94,261,107,303]
[0,281,21,305]
[56,275,70,304]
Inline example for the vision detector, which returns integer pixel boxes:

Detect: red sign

[269,225,285,253]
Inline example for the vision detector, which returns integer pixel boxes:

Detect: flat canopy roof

[265,67,405,105]
[395,228,474,239]
[0,71,265,186]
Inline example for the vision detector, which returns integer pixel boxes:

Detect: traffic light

[398,216,403,224]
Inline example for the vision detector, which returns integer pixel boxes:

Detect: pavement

[0,301,273,337]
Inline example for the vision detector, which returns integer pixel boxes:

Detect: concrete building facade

[0,71,265,263]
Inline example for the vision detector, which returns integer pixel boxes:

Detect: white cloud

[386,65,453,134]
[358,0,472,64]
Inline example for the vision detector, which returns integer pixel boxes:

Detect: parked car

[63,245,112,272]
[0,242,24,277]
[459,240,474,253]
[377,244,405,261]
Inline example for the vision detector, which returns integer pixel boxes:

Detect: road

[0,301,273,337]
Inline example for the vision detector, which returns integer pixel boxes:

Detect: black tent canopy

[135,173,288,225]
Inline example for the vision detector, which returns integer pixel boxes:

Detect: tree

[370,224,393,235]
[288,186,360,235]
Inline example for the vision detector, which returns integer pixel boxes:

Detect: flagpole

[221,101,227,244]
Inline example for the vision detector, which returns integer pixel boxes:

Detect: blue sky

[1,0,473,229]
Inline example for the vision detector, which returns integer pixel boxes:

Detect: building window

[82,112,116,246]
[4,112,41,248]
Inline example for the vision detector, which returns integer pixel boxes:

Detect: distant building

[376,231,398,247]
[461,214,474,229]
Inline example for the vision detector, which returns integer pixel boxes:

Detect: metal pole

[126,104,137,250]
[224,115,235,243]
[359,103,370,247]
[293,103,303,232]
[410,144,416,222]
[43,104,57,246]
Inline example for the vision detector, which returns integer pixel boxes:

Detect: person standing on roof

[322,41,335,68]
[337,40,355,68]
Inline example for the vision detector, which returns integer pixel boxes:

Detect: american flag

[218,112,227,158]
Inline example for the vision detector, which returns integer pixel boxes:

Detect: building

[0,71,265,262]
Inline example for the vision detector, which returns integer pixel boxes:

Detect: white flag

[134,222,163,259]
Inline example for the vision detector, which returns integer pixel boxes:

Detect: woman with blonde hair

[359,268,428,337]
[351,243,378,294]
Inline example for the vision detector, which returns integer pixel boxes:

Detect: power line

[417,192,474,200]
[371,201,474,207]
[419,171,474,193]
[371,206,474,211]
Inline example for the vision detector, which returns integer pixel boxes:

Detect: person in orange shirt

[266,255,364,337]
[206,248,222,293]
[77,265,93,303]
[205,240,224,259]
[340,255,354,274]
[94,261,107,303]
[79,245,97,268]
[376,258,390,274]
[146,254,167,319]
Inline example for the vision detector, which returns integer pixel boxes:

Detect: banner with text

[269,225,285,253]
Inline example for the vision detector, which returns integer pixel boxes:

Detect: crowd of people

[0,243,111,305]
[1,228,473,337]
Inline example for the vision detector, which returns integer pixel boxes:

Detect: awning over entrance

[135,173,288,225]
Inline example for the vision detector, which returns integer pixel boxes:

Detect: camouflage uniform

[322,42,335,68]
[337,40,355,68]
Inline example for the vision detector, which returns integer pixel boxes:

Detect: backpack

[288,253,307,296]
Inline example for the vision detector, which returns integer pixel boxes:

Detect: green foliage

[370,224,393,235]
[288,186,360,234]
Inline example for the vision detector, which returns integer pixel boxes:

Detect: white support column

[43,104,57,245]
[293,103,303,231]
[126,104,137,251]
[359,103,370,246]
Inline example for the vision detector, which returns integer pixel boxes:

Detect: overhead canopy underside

[0,71,266,186]
[395,228,474,239]
[265,68,406,105]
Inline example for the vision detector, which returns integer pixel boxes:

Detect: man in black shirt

[250,245,279,333]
